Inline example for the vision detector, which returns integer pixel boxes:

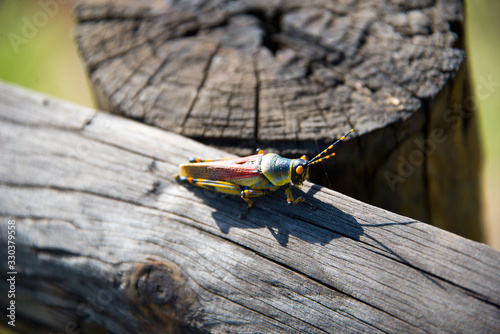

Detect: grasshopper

[175,129,353,218]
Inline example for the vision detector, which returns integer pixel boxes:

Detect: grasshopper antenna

[307,129,354,166]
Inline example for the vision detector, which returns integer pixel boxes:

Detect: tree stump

[74,0,482,241]
[0,81,498,333]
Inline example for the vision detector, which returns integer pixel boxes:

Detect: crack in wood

[252,55,260,149]
[181,43,221,132]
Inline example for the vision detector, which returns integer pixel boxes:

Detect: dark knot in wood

[130,261,199,331]
[136,264,176,305]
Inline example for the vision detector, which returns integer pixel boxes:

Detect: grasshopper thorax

[261,153,292,186]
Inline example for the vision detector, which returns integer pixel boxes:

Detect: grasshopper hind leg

[175,176,256,218]
[188,157,236,163]
[176,176,242,195]
[188,158,211,163]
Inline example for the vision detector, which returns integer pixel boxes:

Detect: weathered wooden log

[0,82,498,333]
[73,0,482,241]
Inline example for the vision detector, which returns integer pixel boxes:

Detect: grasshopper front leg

[284,184,316,211]
[284,184,305,205]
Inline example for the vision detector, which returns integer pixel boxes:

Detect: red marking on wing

[179,154,263,181]
[218,168,260,180]
[215,154,263,165]
[206,161,262,180]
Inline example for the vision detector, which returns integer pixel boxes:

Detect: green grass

[466,0,500,248]
[0,0,92,107]
[467,1,500,165]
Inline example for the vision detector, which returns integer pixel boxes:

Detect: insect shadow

[182,182,444,288]
[192,183,364,247]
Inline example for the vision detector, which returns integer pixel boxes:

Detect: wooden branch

[0,81,498,333]
[73,0,482,242]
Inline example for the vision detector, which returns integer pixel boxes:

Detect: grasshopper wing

[179,154,264,183]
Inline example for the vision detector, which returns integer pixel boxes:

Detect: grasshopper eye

[296,166,304,174]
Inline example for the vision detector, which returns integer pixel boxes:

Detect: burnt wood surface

[73,0,482,242]
[0,82,498,333]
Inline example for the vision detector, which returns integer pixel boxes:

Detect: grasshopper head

[291,158,309,185]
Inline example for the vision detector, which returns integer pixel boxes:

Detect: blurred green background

[0,0,499,249]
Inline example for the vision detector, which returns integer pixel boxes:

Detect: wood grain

[73,0,483,242]
[0,82,498,333]
[74,0,464,151]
